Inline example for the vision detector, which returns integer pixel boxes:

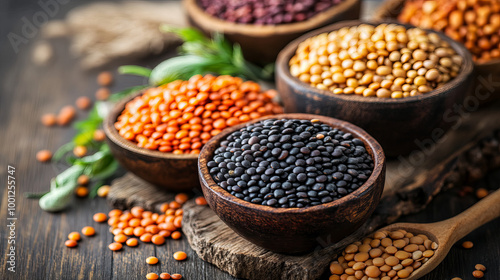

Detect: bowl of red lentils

[276,20,474,156]
[184,0,361,63]
[104,74,282,191]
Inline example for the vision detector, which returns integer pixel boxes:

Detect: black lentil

[207,119,374,208]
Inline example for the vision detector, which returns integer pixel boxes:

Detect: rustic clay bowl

[276,20,475,156]
[104,91,199,192]
[183,0,361,64]
[374,0,500,105]
[198,113,386,254]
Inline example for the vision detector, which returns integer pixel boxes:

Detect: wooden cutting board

[107,102,500,280]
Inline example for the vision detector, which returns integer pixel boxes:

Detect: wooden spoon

[380,188,500,280]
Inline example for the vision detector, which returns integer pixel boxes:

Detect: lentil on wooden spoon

[330,188,500,280]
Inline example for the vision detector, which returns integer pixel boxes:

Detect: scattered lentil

[36,150,52,162]
[97,71,113,87]
[41,113,57,126]
[75,186,89,197]
[73,145,87,158]
[97,185,111,197]
[473,270,485,278]
[173,251,187,261]
[57,105,76,126]
[171,274,182,280]
[475,264,486,271]
[115,75,282,154]
[126,238,139,247]
[195,197,207,205]
[476,188,489,199]
[76,96,92,110]
[146,272,159,280]
[93,129,106,141]
[160,273,171,279]
[65,240,78,248]
[82,226,96,236]
[462,241,474,249]
[208,118,373,208]
[68,232,81,241]
[330,229,437,279]
[106,242,122,252]
[289,24,462,98]
[146,256,159,265]
[93,213,108,223]
[95,88,111,101]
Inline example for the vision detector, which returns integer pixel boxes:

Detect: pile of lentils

[198,0,343,25]
[289,24,463,98]
[399,0,500,63]
[207,118,374,208]
[330,229,438,280]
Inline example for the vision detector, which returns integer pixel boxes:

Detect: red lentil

[68,232,81,241]
[115,75,282,154]
[97,71,113,86]
[146,256,159,265]
[75,186,89,197]
[173,251,187,261]
[171,274,182,280]
[108,242,123,251]
[41,113,57,126]
[146,273,159,280]
[65,240,78,248]
[76,96,92,110]
[36,150,52,162]
[160,273,171,279]
[126,238,139,247]
[81,226,95,236]
[93,213,108,223]
[195,197,207,206]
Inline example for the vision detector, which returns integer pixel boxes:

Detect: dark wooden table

[1,0,499,279]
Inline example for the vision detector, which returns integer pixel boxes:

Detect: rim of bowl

[198,113,386,214]
[184,0,360,36]
[103,90,199,160]
[276,19,475,105]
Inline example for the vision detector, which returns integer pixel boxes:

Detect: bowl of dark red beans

[183,0,362,63]
[198,114,386,254]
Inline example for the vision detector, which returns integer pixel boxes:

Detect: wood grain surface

[0,0,499,280]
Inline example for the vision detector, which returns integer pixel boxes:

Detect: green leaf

[161,25,208,44]
[53,142,75,162]
[119,65,152,78]
[39,165,85,212]
[149,55,210,86]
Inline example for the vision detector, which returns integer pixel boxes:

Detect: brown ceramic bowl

[198,113,386,254]
[184,0,361,64]
[374,0,500,105]
[276,20,475,156]
[103,91,199,192]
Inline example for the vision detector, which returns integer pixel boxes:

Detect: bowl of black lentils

[184,0,361,63]
[198,114,386,254]
[276,20,475,156]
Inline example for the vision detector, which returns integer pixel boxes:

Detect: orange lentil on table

[73,145,87,158]
[57,105,76,126]
[126,238,139,247]
[77,175,90,185]
[65,240,78,248]
[473,270,485,278]
[93,129,106,141]
[114,234,128,243]
[171,274,182,280]
[146,273,159,280]
[68,232,81,241]
[93,213,108,223]
[108,242,123,251]
[96,88,111,101]
[175,193,189,204]
[115,75,282,154]
[97,71,114,87]
[159,273,171,279]
[462,241,474,249]
[97,185,110,197]
[76,96,92,110]
[195,197,207,206]
[146,256,159,265]
[75,186,89,197]
[81,226,96,236]
[41,113,57,126]
[173,251,187,261]
[36,150,52,162]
